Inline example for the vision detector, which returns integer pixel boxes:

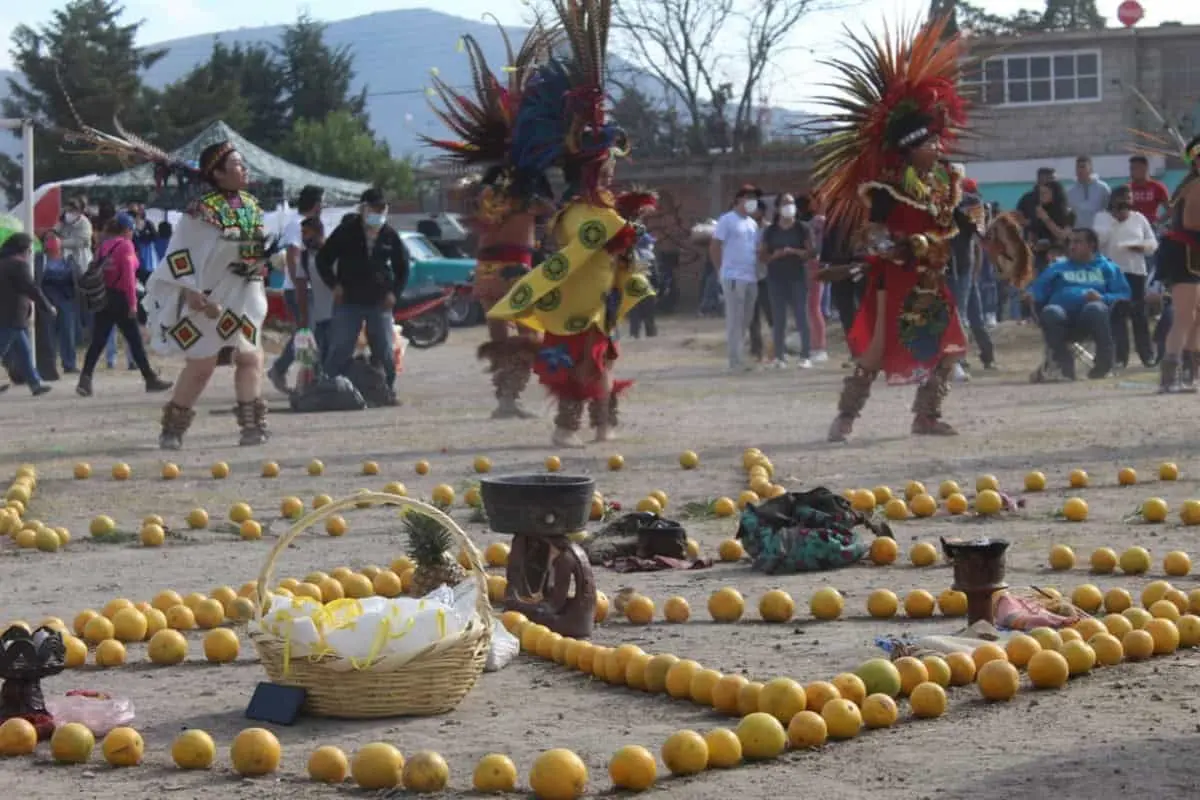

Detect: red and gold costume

[813,16,1020,442]
[489,0,655,447]
[422,27,556,419]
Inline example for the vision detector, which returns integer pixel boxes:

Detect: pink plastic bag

[46,690,134,735]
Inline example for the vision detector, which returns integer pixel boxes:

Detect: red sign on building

[1117,0,1145,28]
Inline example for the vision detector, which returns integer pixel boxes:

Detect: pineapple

[403,509,467,597]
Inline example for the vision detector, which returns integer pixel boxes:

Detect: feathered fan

[808,15,970,229]
[420,17,559,166]
[54,69,202,189]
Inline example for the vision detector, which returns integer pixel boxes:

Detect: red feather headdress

[809,15,970,230]
[419,19,559,167]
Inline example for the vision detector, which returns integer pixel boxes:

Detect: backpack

[78,247,111,313]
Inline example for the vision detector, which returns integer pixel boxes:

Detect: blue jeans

[45,289,78,370]
[947,268,995,365]
[0,327,43,390]
[323,304,396,389]
[978,258,998,317]
[270,289,308,378]
[313,319,330,359]
[1039,301,1114,377]
[766,271,809,359]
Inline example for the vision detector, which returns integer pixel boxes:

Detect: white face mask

[780,204,797,218]
[743,199,758,214]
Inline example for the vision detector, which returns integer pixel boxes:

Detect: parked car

[265,231,483,328]
[400,232,482,326]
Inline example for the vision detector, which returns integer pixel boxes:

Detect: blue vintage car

[399,232,482,326]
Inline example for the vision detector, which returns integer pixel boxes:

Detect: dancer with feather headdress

[812,14,1030,443]
[422,22,558,419]
[61,119,274,449]
[487,0,657,447]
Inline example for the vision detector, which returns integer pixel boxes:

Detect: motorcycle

[393,286,454,348]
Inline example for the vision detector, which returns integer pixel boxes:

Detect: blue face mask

[364,213,386,228]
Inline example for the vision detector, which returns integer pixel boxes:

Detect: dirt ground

[3,316,1200,799]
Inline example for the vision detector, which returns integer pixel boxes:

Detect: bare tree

[521,0,832,155]
[611,0,826,154]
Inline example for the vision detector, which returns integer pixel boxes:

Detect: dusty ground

[3,316,1200,799]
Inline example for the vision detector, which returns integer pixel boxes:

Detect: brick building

[962,22,1200,207]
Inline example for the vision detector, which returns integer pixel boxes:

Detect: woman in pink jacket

[76,213,172,396]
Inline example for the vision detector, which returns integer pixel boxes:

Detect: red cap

[962,178,979,193]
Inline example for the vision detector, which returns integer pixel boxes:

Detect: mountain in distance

[0,9,815,164]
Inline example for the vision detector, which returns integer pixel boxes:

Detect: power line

[366,85,469,98]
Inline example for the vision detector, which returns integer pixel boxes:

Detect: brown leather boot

[236,399,269,446]
[589,394,620,442]
[1158,355,1186,394]
[828,366,877,442]
[159,402,195,451]
[552,399,585,448]
[912,362,957,435]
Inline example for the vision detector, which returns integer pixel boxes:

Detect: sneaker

[810,350,829,363]
[30,384,51,396]
[267,367,289,395]
[770,359,787,369]
[145,376,173,393]
[952,363,970,383]
[795,358,812,369]
[984,313,998,329]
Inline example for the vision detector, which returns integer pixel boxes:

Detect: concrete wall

[968,26,1200,163]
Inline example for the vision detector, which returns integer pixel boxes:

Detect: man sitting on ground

[1026,228,1130,380]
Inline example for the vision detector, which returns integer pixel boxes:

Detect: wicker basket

[249,492,492,718]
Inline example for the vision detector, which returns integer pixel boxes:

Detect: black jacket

[0,256,53,328]
[315,215,410,307]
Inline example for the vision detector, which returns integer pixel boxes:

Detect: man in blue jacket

[1027,228,1131,379]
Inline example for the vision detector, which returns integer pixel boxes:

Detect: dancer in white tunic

[146,141,273,449]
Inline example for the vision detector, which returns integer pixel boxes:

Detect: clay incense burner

[0,625,67,739]
[945,537,1010,625]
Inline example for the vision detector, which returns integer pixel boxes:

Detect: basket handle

[254,492,492,627]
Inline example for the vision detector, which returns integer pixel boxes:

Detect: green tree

[0,0,164,201]
[277,13,367,126]
[943,0,1105,36]
[283,110,413,200]
[149,41,289,150]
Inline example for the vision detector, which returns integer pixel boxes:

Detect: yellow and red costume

[490,0,656,445]
[421,27,556,418]
[813,16,988,441]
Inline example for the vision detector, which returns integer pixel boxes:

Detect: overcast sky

[2,0,1197,108]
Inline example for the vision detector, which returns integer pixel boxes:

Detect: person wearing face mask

[315,187,408,406]
[812,15,1030,442]
[710,185,765,371]
[1094,185,1158,368]
[54,198,93,279]
[759,192,813,368]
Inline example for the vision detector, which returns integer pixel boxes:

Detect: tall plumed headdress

[59,116,213,190]
[509,0,627,203]
[420,18,557,175]
[809,15,969,228]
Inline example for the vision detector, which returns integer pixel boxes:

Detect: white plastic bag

[46,692,134,736]
[486,621,519,672]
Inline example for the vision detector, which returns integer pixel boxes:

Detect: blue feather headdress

[509,0,627,204]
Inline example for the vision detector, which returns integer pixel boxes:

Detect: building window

[964,51,1101,107]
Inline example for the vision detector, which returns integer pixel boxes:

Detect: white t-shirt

[280,215,304,290]
[714,210,761,283]
[1093,210,1159,276]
